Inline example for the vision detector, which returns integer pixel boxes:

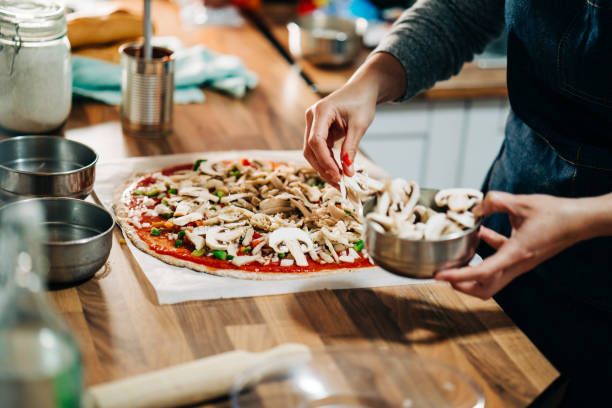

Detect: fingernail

[342,152,352,166]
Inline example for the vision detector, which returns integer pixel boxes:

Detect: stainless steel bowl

[287,14,365,66]
[364,188,481,279]
[0,136,98,200]
[0,198,114,284]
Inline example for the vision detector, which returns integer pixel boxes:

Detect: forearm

[346,52,407,104]
[571,193,612,241]
[374,0,505,101]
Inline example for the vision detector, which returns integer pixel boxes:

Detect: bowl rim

[0,135,99,177]
[0,197,115,246]
[230,344,485,408]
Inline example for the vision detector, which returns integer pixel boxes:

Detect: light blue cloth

[72,45,258,104]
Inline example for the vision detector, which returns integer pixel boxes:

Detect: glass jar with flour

[0,0,71,133]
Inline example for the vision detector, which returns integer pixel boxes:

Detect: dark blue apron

[480,0,612,404]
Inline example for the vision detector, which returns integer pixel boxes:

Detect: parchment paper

[94,150,431,304]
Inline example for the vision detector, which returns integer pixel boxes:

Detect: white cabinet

[360,98,509,190]
[361,101,428,182]
[461,99,508,189]
[361,136,427,182]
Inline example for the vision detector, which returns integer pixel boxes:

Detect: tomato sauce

[137,176,157,187]
[129,162,374,273]
[162,164,193,176]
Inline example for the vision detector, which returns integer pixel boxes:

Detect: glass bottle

[0,200,83,407]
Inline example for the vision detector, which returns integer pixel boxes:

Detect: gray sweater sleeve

[374,0,505,101]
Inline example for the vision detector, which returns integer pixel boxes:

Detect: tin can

[119,43,174,138]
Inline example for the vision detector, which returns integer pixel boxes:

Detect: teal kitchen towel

[72,45,258,104]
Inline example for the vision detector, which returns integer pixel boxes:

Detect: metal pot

[287,14,365,66]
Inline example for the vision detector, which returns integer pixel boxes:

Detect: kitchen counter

[19,1,555,406]
[252,3,508,98]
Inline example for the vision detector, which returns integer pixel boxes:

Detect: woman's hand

[303,81,377,187]
[303,52,407,187]
[434,191,612,300]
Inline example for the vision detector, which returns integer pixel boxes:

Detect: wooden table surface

[255,3,508,99]
[10,1,555,406]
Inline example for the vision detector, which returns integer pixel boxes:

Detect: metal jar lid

[0,0,66,43]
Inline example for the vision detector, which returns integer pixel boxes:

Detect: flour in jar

[0,0,72,134]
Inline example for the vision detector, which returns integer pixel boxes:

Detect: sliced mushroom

[399,181,420,219]
[288,187,317,209]
[252,239,267,255]
[413,205,437,223]
[172,212,203,226]
[267,174,285,190]
[366,212,395,231]
[303,184,322,202]
[199,161,224,176]
[173,201,193,217]
[250,213,277,231]
[154,203,173,216]
[184,230,205,251]
[227,243,238,257]
[205,226,246,250]
[242,227,255,246]
[220,193,250,204]
[322,187,342,203]
[435,188,483,212]
[191,226,209,235]
[324,238,339,263]
[319,251,334,263]
[268,227,314,267]
[218,207,253,222]
[374,190,391,216]
[446,210,476,229]
[442,220,464,235]
[178,186,207,198]
[424,213,452,240]
[231,255,260,267]
[141,197,156,207]
[290,199,312,217]
[327,202,352,222]
[308,250,319,261]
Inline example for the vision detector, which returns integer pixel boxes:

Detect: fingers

[450,281,492,299]
[473,191,517,217]
[449,279,502,300]
[479,226,508,250]
[303,104,342,185]
[435,239,533,282]
[302,109,323,179]
[435,240,535,299]
[340,121,367,176]
[449,259,527,299]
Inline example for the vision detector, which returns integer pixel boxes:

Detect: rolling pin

[84,343,311,408]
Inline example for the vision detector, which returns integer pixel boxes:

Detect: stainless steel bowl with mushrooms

[361,179,483,278]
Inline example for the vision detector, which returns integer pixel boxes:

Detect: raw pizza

[113,158,384,279]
